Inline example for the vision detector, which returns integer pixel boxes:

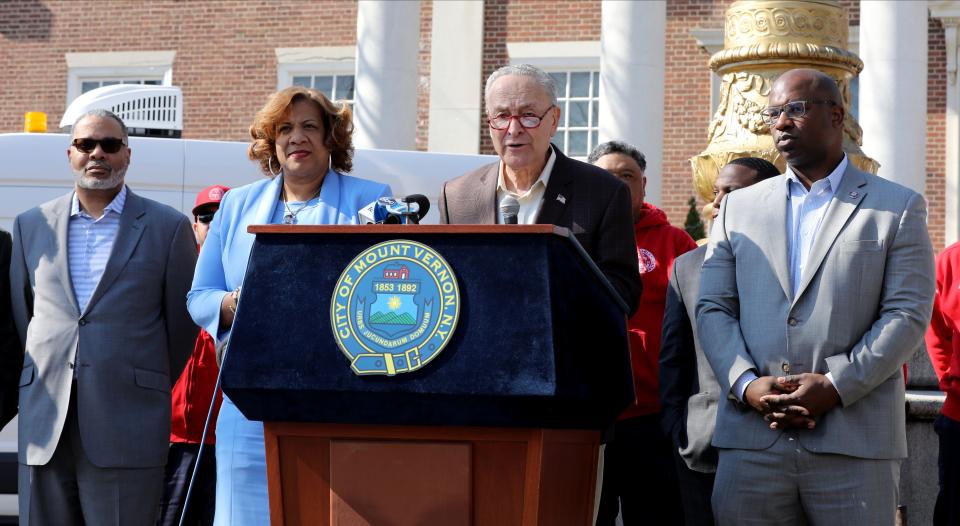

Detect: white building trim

[427,1,484,154]
[275,46,356,89]
[860,1,928,196]
[600,0,666,205]
[65,51,175,105]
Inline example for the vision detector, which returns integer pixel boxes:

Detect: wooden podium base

[264,422,601,526]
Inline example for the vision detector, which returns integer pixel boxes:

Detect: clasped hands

[743,373,841,430]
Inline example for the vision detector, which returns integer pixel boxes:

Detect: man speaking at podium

[438,64,641,313]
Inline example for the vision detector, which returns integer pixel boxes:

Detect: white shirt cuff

[734,370,759,402]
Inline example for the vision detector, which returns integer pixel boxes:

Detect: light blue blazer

[187,169,391,338]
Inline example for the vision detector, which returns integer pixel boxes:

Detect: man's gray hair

[484,64,558,107]
[71,109,128,141]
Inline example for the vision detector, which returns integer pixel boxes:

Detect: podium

[226,225,634,525]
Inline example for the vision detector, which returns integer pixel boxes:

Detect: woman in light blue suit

[187,86,390,525]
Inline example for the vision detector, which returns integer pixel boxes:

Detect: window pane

[550,72,567,98]
[143,79,161,85]
[337,75,355,100]
[569,72,590,97]
[556,131,567,152]
[102,80,119,86]
[591,100,598,127]
[591,130,599,151]
[592,72,599,97]
[314,76,333,98]
[292,76,311,88]
[569,101,589,127]
[568,131,588,156]
[81,81,100,93]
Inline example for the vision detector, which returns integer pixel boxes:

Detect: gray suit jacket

[696,164,934,460]
[438,145,642,315]
[660,245,720,473]
[9,189,197,467]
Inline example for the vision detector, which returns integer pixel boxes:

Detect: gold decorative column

[690,0,879,210]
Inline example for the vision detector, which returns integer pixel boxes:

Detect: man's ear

[832,104,845,129]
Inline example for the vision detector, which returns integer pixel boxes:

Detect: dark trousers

[596,414,684,525]
[157,442,217,526]
[936,414,960,526]
[19,384,165,525]
[672,448,715,526]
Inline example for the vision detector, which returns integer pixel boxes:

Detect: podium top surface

[248,224,566,235]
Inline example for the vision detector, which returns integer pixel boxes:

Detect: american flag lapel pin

[849,191,859,198]
[556,194,566,204]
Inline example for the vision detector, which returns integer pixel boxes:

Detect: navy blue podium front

[225,224,635,525]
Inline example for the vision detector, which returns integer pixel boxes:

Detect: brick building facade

[0,0,949,249]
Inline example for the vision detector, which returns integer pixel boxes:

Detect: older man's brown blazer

[438,145,642,315]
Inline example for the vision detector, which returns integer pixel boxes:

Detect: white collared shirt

[495,148,557,225]
[786,154,848,294]
[69,185,127,312]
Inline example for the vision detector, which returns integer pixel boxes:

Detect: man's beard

[74,161,126,190]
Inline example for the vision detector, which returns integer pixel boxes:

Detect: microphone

[501,194,520,224]
[404,194,430,224]
[358,195,431,224]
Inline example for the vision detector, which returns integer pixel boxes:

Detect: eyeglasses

[71,137,126,154]
[760,100,836,126]
[196,212,215,224]
[487,106,555,130]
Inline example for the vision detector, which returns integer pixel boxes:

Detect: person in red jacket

[590,141,696,525]
[926,241,960,526]
[158,185,229,526]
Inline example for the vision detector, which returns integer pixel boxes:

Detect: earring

[268,156,282,178]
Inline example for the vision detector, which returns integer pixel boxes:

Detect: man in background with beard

[7,109,197,525]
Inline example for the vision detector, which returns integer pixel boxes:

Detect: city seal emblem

[330,240,461,376]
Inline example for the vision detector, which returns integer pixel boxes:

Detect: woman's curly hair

[248,86,354,176]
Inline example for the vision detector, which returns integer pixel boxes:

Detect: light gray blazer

[8,189,197,468]
[696,164,934,460]
[661,245,720,473]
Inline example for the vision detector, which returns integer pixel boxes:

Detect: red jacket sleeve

[926,249,957,383]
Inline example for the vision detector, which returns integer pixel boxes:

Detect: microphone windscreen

[405,194,431,220]
[500,194,520,224]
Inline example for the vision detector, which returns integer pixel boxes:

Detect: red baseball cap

[193,185,230,215]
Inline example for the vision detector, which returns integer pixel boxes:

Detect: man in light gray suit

[8,109,198,524]
[696,69,935,525]
[659,157,779,526]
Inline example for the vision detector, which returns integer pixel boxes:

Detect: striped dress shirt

[69,185,127,312]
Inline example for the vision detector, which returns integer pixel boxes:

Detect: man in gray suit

[659,157,779,526]
[8,109,197,524]
[696,69,935,525]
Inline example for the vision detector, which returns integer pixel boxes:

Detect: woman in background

[187,86,390,524]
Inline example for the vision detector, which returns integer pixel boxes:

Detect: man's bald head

[772,68,842,105]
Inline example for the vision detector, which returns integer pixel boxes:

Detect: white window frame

[65,51,175,105]
[506,41,602,159]
[275,46,356,104]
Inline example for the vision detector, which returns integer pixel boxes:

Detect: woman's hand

[219,288,240,330]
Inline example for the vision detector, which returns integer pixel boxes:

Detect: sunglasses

[71,137,126,154]
[196,212,216,224]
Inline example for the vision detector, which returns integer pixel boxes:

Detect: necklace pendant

[283,214,295,225]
